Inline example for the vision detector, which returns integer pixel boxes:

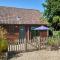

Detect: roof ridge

[0,6,40,12]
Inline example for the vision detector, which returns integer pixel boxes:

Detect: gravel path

[10,50,60,60]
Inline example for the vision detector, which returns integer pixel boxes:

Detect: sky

[0,0,45,12]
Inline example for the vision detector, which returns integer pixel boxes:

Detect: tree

[43,0,60,30]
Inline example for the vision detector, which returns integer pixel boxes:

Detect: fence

[8,36,60,52]
[8,37,47,52]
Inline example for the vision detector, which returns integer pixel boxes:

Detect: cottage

[0,6,48,43]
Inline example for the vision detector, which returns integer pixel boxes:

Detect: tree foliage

[43,0,60,30]
[43,0,60,19]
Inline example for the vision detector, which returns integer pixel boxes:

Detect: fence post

[37,37,41,50]
[24,38,27,51]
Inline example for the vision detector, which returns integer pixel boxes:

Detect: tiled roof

[0,6,48,25]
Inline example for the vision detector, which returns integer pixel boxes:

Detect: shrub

[0,38,8,53]
[47,37,59,47]
[0,26,8,55]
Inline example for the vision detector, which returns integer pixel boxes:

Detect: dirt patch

[10,50,60,60]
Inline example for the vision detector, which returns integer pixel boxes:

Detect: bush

[0,38,8,53]
[47,37,59,50]
[0,26,8,60]
[47,38,59,46]
[0,26,8,55]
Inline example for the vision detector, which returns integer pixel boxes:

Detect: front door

[19,25,25,40]
[19,25,25,51]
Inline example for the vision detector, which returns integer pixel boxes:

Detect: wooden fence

[8,36,60,52]
[8,37,47,52]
